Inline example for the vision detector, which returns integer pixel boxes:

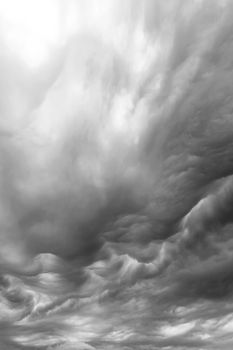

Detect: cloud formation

[1,0,233,348]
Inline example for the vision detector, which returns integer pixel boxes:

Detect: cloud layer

[1,0,233,349]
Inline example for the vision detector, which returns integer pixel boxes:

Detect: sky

[1,0,233,349]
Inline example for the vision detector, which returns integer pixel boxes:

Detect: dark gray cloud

[1,0,233,349]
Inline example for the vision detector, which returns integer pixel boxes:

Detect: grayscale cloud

[1,0,233,348]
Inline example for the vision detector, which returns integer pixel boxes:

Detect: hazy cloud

[1,0,233,349]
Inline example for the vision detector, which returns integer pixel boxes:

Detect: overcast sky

[1,0,233,349]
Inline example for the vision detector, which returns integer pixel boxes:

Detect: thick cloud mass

[1,0,233,348]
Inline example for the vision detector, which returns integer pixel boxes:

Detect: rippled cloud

[1,0,233,349]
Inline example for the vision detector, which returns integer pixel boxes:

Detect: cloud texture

[1,0,233,348]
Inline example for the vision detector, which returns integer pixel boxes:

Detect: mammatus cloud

[1,0,233,348]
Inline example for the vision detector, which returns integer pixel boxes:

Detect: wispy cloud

[1,0,233,349]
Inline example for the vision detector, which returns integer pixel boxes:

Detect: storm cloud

[1,0,233,348]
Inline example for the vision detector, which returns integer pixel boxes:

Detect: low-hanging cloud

[1,0,233,349]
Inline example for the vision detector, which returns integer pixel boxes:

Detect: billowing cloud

[1,0,233,349]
